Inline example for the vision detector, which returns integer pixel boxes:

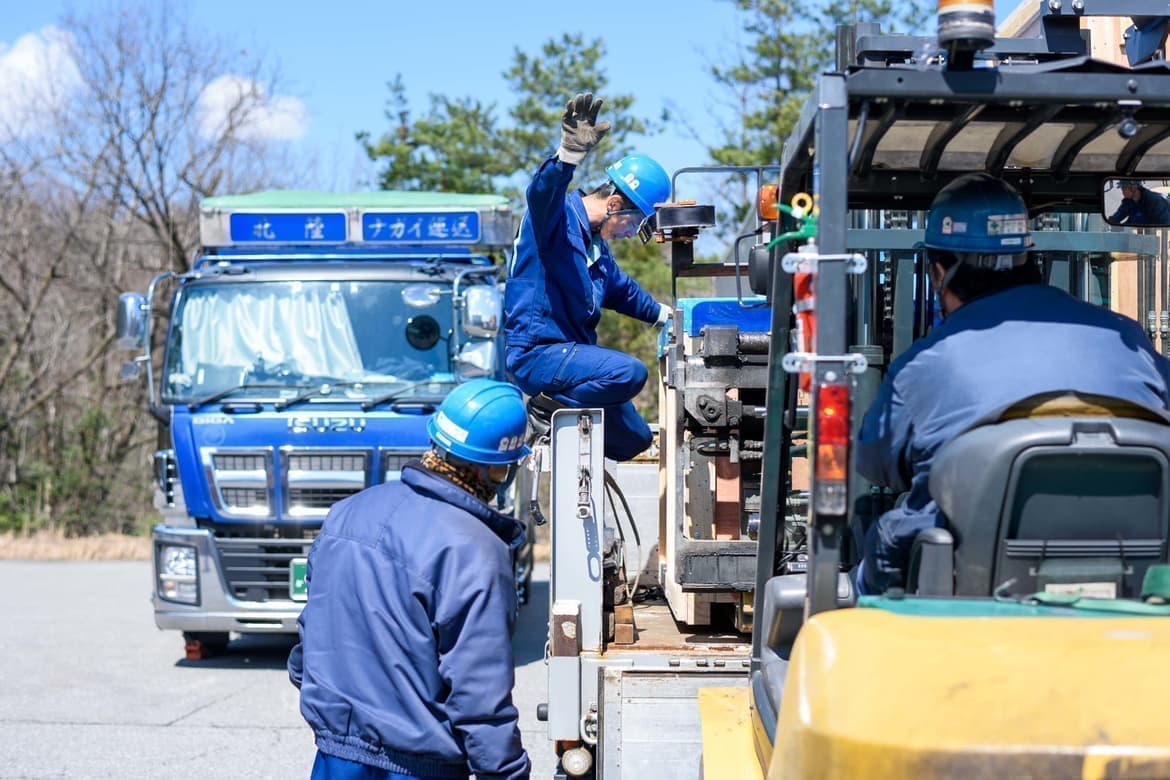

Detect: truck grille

[287,453,365,472]
[284,448,369,519]
[288,487,360,509]
[203,446,425,521]
[382,450,422,481]
[214,453,266,471]
[220,487,268,508]
[215,535,315,602]
[204,449,273,518]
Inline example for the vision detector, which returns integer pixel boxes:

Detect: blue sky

[0,0,1033,192]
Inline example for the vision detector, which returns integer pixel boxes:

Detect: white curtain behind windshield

[164,280,451,400]
[180,283,362,378]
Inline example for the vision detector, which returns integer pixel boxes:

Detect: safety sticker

[434,411,470,443]
[986,213,1027,236]
[497,434,524,452]
[941,216,967,234]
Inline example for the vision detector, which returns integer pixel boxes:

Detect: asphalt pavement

[0,560,556,779]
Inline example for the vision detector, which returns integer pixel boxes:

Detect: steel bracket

[781,352,869,375]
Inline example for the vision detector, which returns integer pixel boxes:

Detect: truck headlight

[157,544,198,604]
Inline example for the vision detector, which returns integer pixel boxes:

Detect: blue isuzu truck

[115,190,520,658]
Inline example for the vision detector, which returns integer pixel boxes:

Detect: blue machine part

[1126,18,1170,67]
[229,212,347,244]
[362,211,480,243]
[678,297,771,337]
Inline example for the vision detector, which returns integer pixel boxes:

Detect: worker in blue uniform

[855,173,1170,594]
[504,92,672,461]
[288,379,532,780]
[1108,179,1170,226]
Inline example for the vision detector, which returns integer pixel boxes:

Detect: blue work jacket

[503,155,660,352]
[1110,188,1170,226]
[288,464,529,780]
[856,283,1170,591]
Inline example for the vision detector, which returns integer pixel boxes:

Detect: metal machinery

[114,191,521,658]
[528,156,842,776]
[533,170,809,778]
[656,177,791,633]
[694,1,1170,777]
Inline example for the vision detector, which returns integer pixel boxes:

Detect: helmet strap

[937,255,965,296]
[598,208,615,233]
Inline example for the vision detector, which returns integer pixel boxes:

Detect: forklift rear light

[814,383,850,512]
[816,442,848,483]
[815,383,849,447]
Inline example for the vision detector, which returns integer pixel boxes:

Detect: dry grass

[0,529,151,561]
[0,528,540,563]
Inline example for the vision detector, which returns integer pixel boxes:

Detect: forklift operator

[855,173,1170,595]
[503,92,672,462]
[1109,179,1170,226]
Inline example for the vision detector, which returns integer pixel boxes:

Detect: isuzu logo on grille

[287,416,367,434]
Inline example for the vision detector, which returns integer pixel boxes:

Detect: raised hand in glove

[558,92,611,165]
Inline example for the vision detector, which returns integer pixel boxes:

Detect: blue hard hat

[427,379,531,465]
[606,154,670,218]
[922,173,1034,256]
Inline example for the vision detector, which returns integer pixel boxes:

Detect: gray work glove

[655,302,672,326]
[557,92,611,165]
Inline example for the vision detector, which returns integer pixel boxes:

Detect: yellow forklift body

[771,608,1170,778]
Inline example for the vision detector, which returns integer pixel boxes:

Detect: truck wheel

[183,631,230,660]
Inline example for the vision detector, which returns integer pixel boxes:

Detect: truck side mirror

[462,285,502,338]
[455,340,496,380]
[116,292,148,350]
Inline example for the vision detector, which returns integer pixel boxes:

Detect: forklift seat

[917,392,1170,598]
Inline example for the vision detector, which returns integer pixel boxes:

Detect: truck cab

[115,190,522,658]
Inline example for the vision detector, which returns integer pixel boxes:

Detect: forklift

[698,1,1170,776]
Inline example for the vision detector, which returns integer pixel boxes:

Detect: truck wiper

[186,383,289,411]
[273,381,364,411]
[360,380,450,411]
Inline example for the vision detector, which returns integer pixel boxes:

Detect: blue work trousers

[310,751,460,780]
[507,342,652,461]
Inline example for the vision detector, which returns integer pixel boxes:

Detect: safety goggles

[608,208,655,241]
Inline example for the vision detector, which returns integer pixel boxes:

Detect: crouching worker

[504,91,672,461]
[288,378,532,780]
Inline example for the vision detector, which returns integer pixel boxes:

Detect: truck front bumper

[151,525,306,634]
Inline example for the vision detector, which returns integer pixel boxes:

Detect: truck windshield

[162,279,455,403]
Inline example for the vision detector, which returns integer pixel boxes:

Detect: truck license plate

[290,557,308,601]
